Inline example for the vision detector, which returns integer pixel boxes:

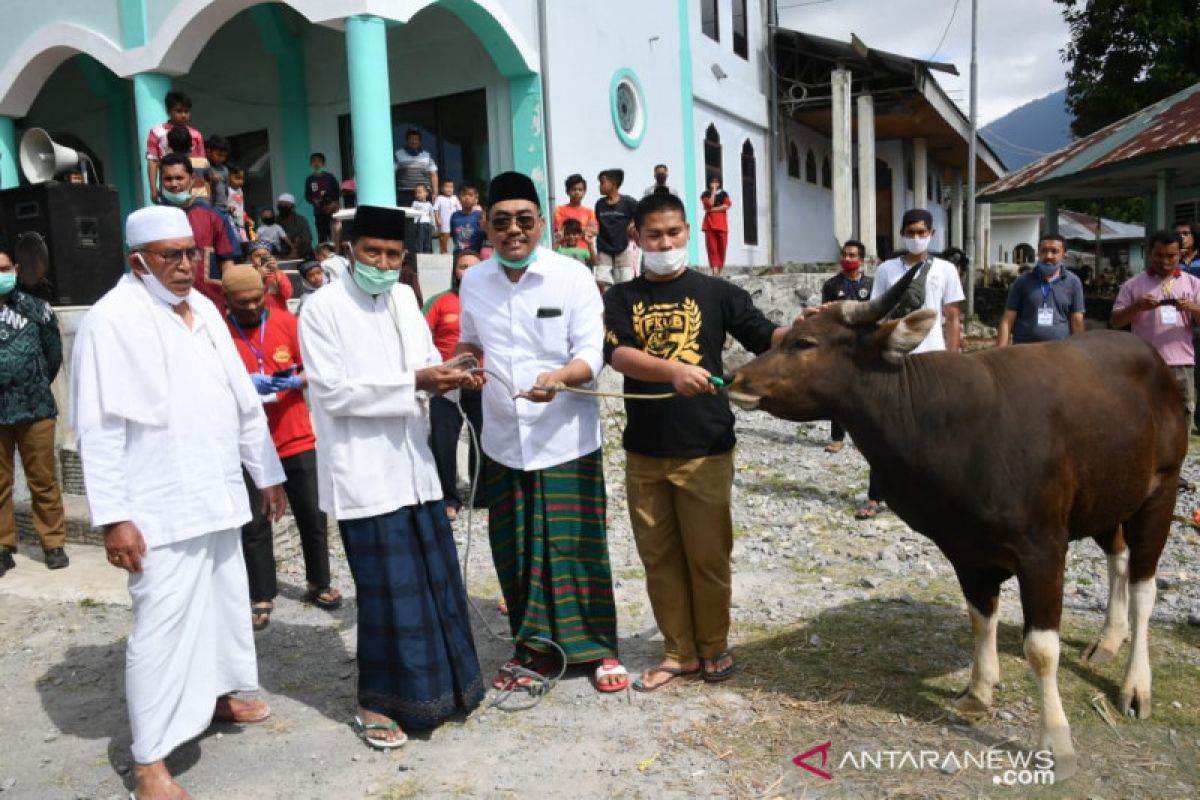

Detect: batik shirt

[0,290,62,425]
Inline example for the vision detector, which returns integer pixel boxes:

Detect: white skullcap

[278,193,296,204]
[126,206,194,249]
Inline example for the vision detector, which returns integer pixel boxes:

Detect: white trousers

[126,529,258,764]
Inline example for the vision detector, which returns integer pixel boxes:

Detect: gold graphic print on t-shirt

[626,298,703,364]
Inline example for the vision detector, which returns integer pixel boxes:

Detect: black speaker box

[0,183,124,306]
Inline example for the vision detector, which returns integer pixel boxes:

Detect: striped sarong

[339,501,485,731]
[486,449,617,664]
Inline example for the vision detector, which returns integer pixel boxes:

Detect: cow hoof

[1052,751,1078,782]
[1119,688,1152,719]
[952,689,990,715]
[1082,639,1120,664]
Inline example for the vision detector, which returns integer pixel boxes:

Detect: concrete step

[0,539,130,607]
[15,493,101,547]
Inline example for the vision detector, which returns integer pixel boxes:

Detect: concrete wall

[991,215,1040,264]
[776,120,836,263]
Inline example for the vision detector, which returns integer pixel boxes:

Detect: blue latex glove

[250,373,277,396]
[270,374,304,392]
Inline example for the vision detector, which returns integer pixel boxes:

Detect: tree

[1056,0,1200,138]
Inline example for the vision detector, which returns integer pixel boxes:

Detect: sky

[778,0,1073,125]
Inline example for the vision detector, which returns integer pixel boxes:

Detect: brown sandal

[305,586,343,610]
[251,602,273,631]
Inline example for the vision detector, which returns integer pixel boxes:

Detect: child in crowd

[305,152,341,242]
[315,241,348,281]
[256,210,291,255]
[411,184,435,254]
[205,135,232,213]
[555,218,594,268]
[227,164,249,242]
[554,173,598,244]
[433,179,461,254]
[450,184,486,254]
[146,91,205,205]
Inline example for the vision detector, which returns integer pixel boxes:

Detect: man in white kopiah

[70,205,287,800]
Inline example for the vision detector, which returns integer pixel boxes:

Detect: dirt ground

[0,399,1198,800]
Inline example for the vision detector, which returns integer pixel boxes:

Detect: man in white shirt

[71,206,287,800]
[300,205,484,750]
[858,208,965,518]
[456,171,629,694]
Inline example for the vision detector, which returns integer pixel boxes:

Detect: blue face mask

[1037,261,1059,277]
[0,272,16,294]
[497,250,538,270]
[351,259,401,295]
[161,187,192,206]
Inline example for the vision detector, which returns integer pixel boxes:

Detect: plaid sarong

[339,501,484,730]
[486,449,617,664]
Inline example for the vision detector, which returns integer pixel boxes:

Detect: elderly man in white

[71,206,286,800]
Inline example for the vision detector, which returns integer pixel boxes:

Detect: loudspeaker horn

[19,127,80,184]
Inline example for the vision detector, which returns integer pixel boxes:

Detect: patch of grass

[617,565,646,581]
[268,719,294,734]
[684,597,1200,798]
[374,778,422,799]
[78,597,99,609]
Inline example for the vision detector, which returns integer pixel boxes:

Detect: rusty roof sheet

[981,82,1200,197]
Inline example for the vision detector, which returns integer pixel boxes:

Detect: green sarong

[486,449,617,664]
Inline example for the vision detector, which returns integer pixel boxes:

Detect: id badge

[1160,304,1179,325]
[1037,307,1054,327]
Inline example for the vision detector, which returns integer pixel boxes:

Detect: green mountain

[981,88,1073,171]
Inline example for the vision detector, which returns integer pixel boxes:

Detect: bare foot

[212,695,271,724]
[132,761,191,800]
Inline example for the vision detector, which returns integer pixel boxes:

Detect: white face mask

[642,247,689,275]
[902,235,931,255]
[134,254,189,307]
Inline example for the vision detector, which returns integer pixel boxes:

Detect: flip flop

[702,651,737,683]
[212,697,271,724]
[632,663,701,692]
[592,658,630,693]
[251,602,273,631]
[353,715,408,750]
[304,586,343,611]
[854,501,880,520]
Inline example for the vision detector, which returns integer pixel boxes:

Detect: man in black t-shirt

[594,168,639,290]
[819,239,872,453]
[603,193,805,691]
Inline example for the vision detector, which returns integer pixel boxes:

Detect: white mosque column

[0,116,17,188]
[831,66,853,246]
[856,94,877,259]
[950,169,963,248]
[913,137,928,208]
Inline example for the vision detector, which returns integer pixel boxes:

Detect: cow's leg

[1084,526,1129,664]
[1118,486,1174,719]
[1018,558,1076,782]
[952,567,1007,714]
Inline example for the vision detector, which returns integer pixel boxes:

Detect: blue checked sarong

[339,500,484,730]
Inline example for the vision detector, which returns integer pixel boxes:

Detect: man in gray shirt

[996,233,1086,346]
[394,129,439,208]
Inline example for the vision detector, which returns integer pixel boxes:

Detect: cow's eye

[788,337,816,351]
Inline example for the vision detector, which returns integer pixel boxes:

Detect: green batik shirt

[0,290,62,425]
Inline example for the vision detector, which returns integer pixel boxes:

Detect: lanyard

[230,311,268,370]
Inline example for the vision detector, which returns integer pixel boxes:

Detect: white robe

[299,274,442,520]
[69,274,284,763]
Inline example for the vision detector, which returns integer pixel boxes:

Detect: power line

[777,0,834,10]
[929,0,962,61]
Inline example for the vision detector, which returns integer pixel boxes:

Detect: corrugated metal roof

[1057,210,1144,242]
[981,82,1200,199]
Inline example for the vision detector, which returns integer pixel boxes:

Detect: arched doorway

[704,124,722,185]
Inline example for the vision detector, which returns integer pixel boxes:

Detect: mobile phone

[1160,297,1179,306]
[272,367,296,378]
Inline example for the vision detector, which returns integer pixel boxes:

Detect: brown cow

[726,268,1185,780]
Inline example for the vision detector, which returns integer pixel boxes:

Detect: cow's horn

[846,262,922,325]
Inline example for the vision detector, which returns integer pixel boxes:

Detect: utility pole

[965,0,978,318]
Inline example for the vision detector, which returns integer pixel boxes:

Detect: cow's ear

[871,309,938,363]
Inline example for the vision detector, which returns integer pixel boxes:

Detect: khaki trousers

[625,449,734,662]
[0,417,66,550]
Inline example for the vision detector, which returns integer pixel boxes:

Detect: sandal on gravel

[854,501,880,520]
[701,651,737,683]
[251,602,273,632]
[632,663,701,692]
[492,654,555,690]
[592,658,630,693]
[212,696,271,724]
[304,585,343,611]
[353,715,407,750]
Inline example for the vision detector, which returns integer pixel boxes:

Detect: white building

[0,0,1003,268]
